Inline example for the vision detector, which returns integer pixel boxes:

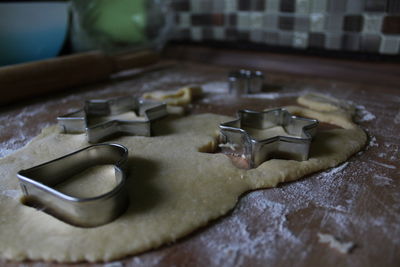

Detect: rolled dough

[0,95,366,262]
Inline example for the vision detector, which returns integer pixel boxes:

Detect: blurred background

[1,0,399,66]
[172,0,400,55]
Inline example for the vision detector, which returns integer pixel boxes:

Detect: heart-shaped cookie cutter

[219,108,318,168]
[17,144,129,227]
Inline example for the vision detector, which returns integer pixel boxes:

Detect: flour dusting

[196,192,301,267]
[394,110,400,124]
[103,262,124,267]
[355,105,376,122]
[1,190,20,199]
[318,162,349,179]
[369,160,396,170]
[317,233,355,254]
[372,174,393,186]
[243,92,300,99]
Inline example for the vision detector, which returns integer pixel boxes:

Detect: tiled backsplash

[172,0,400,55]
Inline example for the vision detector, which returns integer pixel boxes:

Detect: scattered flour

[372,174,393,186]
[1,190,20,199]
[368,135,378,148]
[355,105,376,122]
[218,143,238,151]
[394,110,400,124]
[369,160,396,170]
[202,81,228,93]
[103,262,124,267]
[243,92,300,99]
[1,64,398,266]
[317,233,355,254]
[318,162,349,179]
[197,193,301,267]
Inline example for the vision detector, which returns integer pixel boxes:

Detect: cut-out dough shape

[0,94,366,262]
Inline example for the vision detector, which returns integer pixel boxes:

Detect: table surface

[1,46,399,267]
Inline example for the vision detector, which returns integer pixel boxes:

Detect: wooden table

[1,45,399,267]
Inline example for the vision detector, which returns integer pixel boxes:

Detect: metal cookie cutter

[228,69,265,95]
[57,96,168,143]
[17,144,129,227]
[219,108,318,168]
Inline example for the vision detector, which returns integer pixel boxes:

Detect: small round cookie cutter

[228,69,265,95]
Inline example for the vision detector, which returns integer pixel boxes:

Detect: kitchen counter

[1,45,399,267]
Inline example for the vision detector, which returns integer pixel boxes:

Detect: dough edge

[0,95,367,262]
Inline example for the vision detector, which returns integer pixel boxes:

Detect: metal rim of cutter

[57,96,168,143]
[228,69,265,95]
[219,108,318,168]
[17,143,129,228]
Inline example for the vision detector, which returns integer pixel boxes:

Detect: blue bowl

[0,2,69,66]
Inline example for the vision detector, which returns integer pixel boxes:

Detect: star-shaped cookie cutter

[17,144,129,227]
[57,96,168,143]
[219,108,318,168]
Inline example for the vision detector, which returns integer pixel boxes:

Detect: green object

[71,0,171,52]
[91,0,147,44]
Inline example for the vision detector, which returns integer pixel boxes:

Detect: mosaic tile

[238,12,252,28]
[296,0,310,14]
[264,31,280,44]
[279,31,294,46]
[280,0,296,13]
[325,14,344,32]
[250,29,265,42]
[213,0,226,11]
[380,35,400,54]
[227,13,237,26]
[310,13,325,32]
[342,33,361,51]
[263,13,279,30]
[238,0,251,11]
[190,0,202,13]
[311,0,328,13]
[213,27,226,40]
[361,34,381,52]
[279,15,295,30]
[295,16,310,31]
[266,0,280,12]
[224,0,237,12]
[328,0,347,13]
[343,15,364,32]
[308,32,326,48]
[363,14,383,33]
[293,31,308,48]
[170,0,400,55]
[179,13,191,28]
[386,0,400,13]
[202,27,214,40]
[250,12,265,28]
[325,33,342,49]
[365,0,386,12]
[382,15,400,34]
[225,27,239,40]
[172,0,190,11]
[346,1,364,13]
[191,27,203,40]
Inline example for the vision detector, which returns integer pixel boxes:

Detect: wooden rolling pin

[0,50,159,105]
